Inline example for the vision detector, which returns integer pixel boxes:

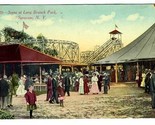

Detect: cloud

[90,12,116,24]
[126,13,144,21]
[1,15,16,21]
[32,18,54,27]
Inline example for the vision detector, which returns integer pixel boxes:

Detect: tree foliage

[44,48,58,56]
[2,27,33,42]
[1,27,58,57]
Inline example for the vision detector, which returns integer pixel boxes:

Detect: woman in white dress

[90,73,99,94]
[78,75,84,95]
[16,75,27,96]
[141,69,148,87]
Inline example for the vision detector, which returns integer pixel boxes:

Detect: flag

[23,21,29,29]
[115,24,118,29]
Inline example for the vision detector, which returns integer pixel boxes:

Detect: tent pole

[115,63,118,83]
[137,62,139,73]
[39,65,42,92]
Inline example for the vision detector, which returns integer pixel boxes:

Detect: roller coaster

[80,29,123,64]
[0,29,122,65]
[0,37,80,64]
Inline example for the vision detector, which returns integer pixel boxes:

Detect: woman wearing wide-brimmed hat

[90,73,99,94]
[78,74,84,95]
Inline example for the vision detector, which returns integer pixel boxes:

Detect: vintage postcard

[0,3,155,121]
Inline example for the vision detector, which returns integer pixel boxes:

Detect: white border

[0,0,155,4]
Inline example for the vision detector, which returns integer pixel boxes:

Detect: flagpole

[22,21,29,32]
[22,22,24,33]
[115,24,118,30]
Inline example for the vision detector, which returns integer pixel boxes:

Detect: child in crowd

[57,83,65,107]
[24,85,37,119]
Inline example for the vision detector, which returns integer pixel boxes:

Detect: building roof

[0,44,62,63]
[109,29,122,34]
[96,23,155,64]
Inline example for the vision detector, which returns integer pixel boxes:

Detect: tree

[2,27,16,42]
[2,27,59,57]
[2,27,33,43]
[44,48,58,56]
[36,34,58,56]
[33,46,41,51]
[36,33,48,52]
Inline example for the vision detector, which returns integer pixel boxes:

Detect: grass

[0,110,14,119]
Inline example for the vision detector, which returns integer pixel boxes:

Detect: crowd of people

[44,70,111,104]
[5,67,155,118]
[135,68,155,109]
[0,73,36,118]
[0,74,14,110]
[0,70,111,118]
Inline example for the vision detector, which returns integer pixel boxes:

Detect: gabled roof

[96,23,155,64]
[109,29,122,34]
[0,44,62,63]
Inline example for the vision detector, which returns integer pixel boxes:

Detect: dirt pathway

[8,83,155,119]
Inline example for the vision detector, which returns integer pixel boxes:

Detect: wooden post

[94,66,96,71]
[86,66,89,71]
[39,65,42,91]
[59,65,62,74]
[21,63,23,76]
[100,64,102,73]
[115,63,118,83]
[137,62,139,73]
[71,66,74,72]
[12,64,15,73]
[3,64,6,75]
[149,61,151,70]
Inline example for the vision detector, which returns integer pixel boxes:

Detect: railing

[86,38,122,64]
[34,84,47,91]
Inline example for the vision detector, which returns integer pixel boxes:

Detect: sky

[0,4,155,52]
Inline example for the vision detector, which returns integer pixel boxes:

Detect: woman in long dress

[90,73,99,94]
[141,69,148,87]
[74,79,79,92]
[78,75,84,95]
[84,75,89,94]
[16,76,27,96]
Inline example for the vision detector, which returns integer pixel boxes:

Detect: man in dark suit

[50,74,59,104]
[145,69,152,94]
[64,74,71,96]
[0,75,9,110]
[45,75,53,101]
[150,70,155,109]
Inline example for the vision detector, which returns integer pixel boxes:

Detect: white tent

[95,23,155,64]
